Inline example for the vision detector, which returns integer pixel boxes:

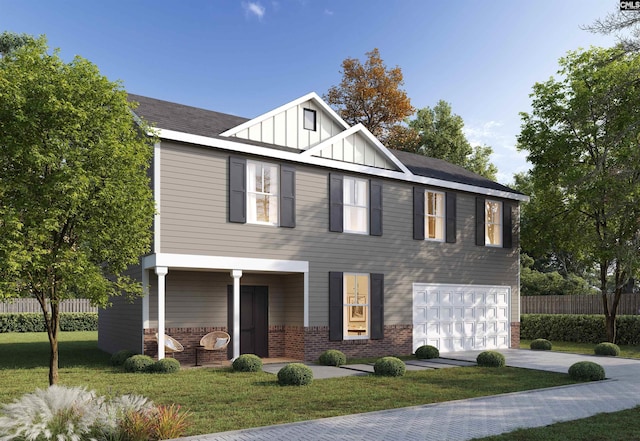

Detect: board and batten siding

[232,100,343,150]
[158,140,520,327]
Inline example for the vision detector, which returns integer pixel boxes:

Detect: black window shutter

[445,192,457,243]
[280,165,296,228]
[229,156,246,223]
[503,203,513,249]
[475,197,485,246]
[413,187,425,240]
[329,174,343,232]
[370,273,384,340]
[329,272,343,341]
[370,180,383,236]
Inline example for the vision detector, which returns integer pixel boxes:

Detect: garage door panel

[413,284,510,353]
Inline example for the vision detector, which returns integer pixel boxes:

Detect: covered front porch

[141,253,309,365]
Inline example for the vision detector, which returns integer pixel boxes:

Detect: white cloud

[464,119,530,186]
[242,2,266,20]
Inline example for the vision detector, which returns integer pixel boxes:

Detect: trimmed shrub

[373,356,406,377]
[594,342,620,356]
[318,349,347,367]
[476,351,506,367]
[232,354,263,372]
[520,314,640,345]
[415,345,440,359]
[529,338,552,351]
[568,361,606,381]
[123,354,155,373]
[111,349,137,366]
[152,357,181,373]
[0,312,98,332]
[277,363,313,386]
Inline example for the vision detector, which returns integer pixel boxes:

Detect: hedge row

[521,314,640,345]
[0,313,98,332]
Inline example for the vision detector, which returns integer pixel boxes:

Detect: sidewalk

[170,350,640,441]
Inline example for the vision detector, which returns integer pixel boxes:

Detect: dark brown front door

[227,285,269,358]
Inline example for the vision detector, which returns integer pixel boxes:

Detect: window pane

[355,179,367,206]
[247,161,279,225]
[344,206,367,233]
[344,178,355,205]
[344,274,369,337]
[303,108,316,131]
[485,200,502,246]
[248,163,258,193]
[425,192,444,240]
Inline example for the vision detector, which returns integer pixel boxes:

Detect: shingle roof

[128,94,522,196]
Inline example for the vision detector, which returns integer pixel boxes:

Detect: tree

[0,35,155,384]
[584,10,640,53]
[325,48,414,140]
[517,46,640,343]
[401,100,498,180]
[0,31,34,56]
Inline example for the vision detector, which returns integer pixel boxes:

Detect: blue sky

[1,1,623,183]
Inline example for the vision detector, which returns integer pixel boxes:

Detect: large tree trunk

[47,301,60,385]
[604,312,616,343]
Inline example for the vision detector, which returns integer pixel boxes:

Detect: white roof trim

[143,253,309,273]
[301,123,413,175]
[219,92,350,137]
[156,128,529,202]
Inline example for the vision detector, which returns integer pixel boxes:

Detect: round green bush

[568,361,606,381]
[123,354,155,373]
[415,345,439,359]
[232,354,263,372]
[318,349,347,367]
[110,349,136,366]
[373,356,406,377]
[476,351,506,367]
[530,339,552,351]
[277,363,313,386]
[594,342,620,356]
[152,357,181,373]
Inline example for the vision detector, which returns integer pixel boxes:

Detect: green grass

[473,406,640,441]
[520,340,640,358]
[0,332,578,437]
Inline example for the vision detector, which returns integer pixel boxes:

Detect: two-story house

[97,92,528,365]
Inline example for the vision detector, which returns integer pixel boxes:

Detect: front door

[227,285,269,358]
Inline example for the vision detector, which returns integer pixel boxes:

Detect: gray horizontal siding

[158,141,519,326]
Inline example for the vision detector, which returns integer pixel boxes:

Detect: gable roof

[128,93,527,201]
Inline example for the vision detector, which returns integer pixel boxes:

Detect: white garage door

[413,283,510,353]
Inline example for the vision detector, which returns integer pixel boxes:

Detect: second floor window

[425,191,445,241]
[343,177,368,234]
[247,160,279,225]
[485,200,502,246]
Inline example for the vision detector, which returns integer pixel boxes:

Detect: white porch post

[156,266,169,360]
[231,269,242,361]
[303,271,309,327]
[142,269,150,329]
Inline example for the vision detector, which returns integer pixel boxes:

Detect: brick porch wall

[303,324,413,361]
[510,322,520,348]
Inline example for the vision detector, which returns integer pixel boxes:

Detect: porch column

[156,266,169,359]
[231,269,242,360]
[142,269,150,329]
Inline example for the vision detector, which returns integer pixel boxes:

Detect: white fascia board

[219,92,350,137]
[302,123,413,176]
[157,128,529,202]
[142,253,309,273]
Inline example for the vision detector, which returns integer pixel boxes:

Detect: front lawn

[0,332,577,437]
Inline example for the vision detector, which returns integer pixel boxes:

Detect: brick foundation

[145,324,414,365]
[510,322,520,348]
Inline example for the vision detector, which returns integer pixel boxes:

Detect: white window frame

[485,199,502,247]
[425,190,445,242]
[247,160,279,226]
[343,273,370,340]
[343,176,369,234]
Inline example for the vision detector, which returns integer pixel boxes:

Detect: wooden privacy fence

[522,293,640,315]
[0,298,98,314]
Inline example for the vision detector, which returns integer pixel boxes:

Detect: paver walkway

[170,350,640,441]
